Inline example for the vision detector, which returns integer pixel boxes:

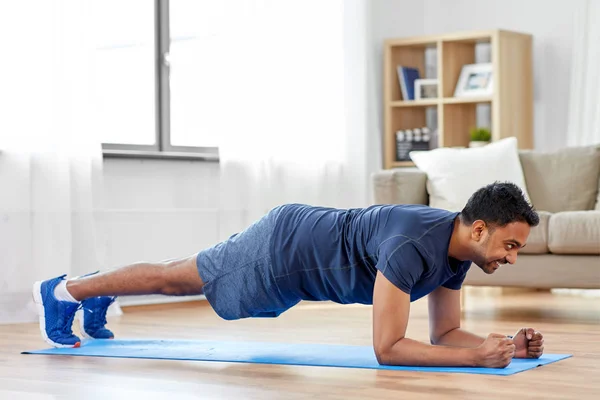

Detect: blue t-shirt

[270,204,471,304]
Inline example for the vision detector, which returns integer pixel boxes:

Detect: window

[94,0,218,159]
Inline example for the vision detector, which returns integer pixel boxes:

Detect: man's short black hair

[459,181,539,228]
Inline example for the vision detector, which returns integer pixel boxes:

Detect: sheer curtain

[567,0,600,147]
[170,0,370,237]
[0,1,105,323]
[559,0,600,298]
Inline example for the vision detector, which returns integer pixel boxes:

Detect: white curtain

[180,0,371,237]
[0,1,105,323]
[567,0,600,147]
[558,0,599,297]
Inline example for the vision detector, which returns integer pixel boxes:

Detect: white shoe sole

[32,281,81,348]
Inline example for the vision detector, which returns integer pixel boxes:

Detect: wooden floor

[1,287,599,399]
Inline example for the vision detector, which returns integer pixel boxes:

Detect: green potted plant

[469,127,491,148]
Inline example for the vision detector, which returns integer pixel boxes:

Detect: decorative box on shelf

[395,127,431,161]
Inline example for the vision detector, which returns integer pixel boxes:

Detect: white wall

[367,0,427,171]
[370,0,584,153]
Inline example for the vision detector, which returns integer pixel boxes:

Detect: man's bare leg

[33,254,207,347]
[66,254,205,302]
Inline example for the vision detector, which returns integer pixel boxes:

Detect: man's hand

[475,333,516,368]
[513,328,544,359]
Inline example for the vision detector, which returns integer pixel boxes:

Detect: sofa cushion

[519,146,600,212]
[409,137,530,211]
[548,211,600,255]
[520,211,551,254]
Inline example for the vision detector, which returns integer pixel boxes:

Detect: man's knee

[159,256,204,296]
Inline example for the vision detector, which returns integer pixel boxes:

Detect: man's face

[470,221,531,274]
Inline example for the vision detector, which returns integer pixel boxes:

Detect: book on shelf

[396,66,420,101]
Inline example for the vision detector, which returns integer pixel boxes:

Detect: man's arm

[427,285,486,347]
[372,271,512,367]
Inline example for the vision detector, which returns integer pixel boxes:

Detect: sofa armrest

[371,168,428,205]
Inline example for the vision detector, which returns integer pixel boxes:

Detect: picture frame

[454,63,493,97]
[414,79,438,100]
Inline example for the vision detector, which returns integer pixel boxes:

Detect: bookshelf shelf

[390,99,439,107]
[442,96,492,104]
[383,30,533,169]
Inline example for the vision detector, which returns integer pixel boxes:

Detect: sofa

[371,144,600,290]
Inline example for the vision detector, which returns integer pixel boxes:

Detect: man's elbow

[374,341,401,365]
[373,344,392,365]
[374,347,388,365]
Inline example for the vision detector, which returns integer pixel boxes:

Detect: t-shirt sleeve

[442,262,472,290]
[376,240,425,294]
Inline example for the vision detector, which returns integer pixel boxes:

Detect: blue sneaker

[77,296,116,340]
[32,274,81,348]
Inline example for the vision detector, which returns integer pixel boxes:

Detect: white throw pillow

[409,137,530,211]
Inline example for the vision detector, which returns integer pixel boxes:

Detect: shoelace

[60,302,82,335]
[84,297,116,330]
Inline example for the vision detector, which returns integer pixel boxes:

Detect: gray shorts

[196,205,300,320]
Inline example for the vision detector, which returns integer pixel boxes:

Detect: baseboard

[0,291,38,324]
[116,294,206,307]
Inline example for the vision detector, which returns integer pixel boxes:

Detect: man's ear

[471,220,487,241]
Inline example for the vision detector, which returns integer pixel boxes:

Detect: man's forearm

[377,336,479,367]
[434,328,486,348]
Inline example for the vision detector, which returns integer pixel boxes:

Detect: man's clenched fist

[513,327,544,359]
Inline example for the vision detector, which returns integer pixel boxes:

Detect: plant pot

[469,141,490,148]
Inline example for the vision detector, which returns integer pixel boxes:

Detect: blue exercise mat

[23,339,571,375]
